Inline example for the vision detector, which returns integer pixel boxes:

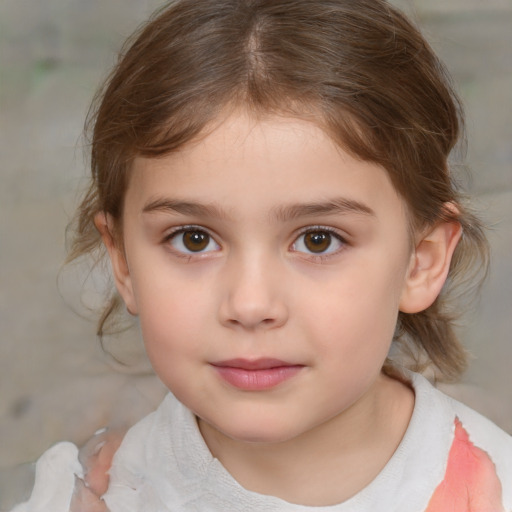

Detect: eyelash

[162,225,348,259]
[163,225,220,257]
[291,226,348,260]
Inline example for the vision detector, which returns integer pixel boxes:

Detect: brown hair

[69,0,488,381]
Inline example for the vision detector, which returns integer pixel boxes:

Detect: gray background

[1,0,511,502]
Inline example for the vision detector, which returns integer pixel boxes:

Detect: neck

[198,373,414,506]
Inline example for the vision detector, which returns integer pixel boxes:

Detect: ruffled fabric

[9,442,82,512]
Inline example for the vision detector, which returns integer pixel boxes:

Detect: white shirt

[12,372,512,511]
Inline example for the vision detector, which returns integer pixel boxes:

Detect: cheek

[132,272,213,358]
[138,294,206,396]
[304,254,407,359]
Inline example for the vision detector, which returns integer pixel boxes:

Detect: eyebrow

[272,198,375,222]
[142,196,375,221]
[142,198,230,219]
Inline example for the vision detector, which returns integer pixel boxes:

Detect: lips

[211,358,304,391]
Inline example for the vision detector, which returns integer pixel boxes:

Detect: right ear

[94,212,138,315]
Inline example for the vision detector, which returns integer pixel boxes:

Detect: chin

[215,418,303,445]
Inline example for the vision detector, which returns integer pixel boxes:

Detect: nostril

[218,276,289,330]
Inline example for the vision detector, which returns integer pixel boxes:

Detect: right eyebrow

[271,197,376,222]
[142,198,230,220]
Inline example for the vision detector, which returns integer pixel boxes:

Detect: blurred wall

[1,0,511,480]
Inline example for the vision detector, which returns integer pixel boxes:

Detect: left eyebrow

[271,197,376,222]
[142,198,230,220]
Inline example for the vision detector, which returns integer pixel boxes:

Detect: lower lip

[212,365,303,391]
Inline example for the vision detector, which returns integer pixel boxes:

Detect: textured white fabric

[9,442,82,512]
[12,372,512,511]
[103,372,512,511]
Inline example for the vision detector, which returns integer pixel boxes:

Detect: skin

[94,111,460,506]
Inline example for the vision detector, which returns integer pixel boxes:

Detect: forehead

[126,112,406,222]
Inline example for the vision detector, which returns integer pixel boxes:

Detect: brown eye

[169,228,219,254]
[183,230,209,252]
[292,229,344,256]
[304,232,332,253]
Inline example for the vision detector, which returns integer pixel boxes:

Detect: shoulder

[109,392,177,467]
[446,388,512,489]
[408,371,512,506]
[104,393,193,505]
[410,371,512,449]
[450,393,512,449]
[415,372,512,451]
[104,392,218,510]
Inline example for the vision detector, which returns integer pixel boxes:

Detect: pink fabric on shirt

[426,418,505,511]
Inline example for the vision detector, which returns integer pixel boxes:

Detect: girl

[12,0,512,510]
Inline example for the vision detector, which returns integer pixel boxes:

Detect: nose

[218,254,289,331]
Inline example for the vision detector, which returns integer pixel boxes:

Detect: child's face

[113,111,415,444]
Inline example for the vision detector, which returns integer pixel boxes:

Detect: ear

[399,212,461,314]
[94,212,138,316]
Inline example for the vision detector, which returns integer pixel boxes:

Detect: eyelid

[163,224,221,256]
[294,225,348,242]
[164,223,205,236]
[290,225,348,258]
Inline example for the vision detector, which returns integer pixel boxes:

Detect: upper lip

[211,358,299,370]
